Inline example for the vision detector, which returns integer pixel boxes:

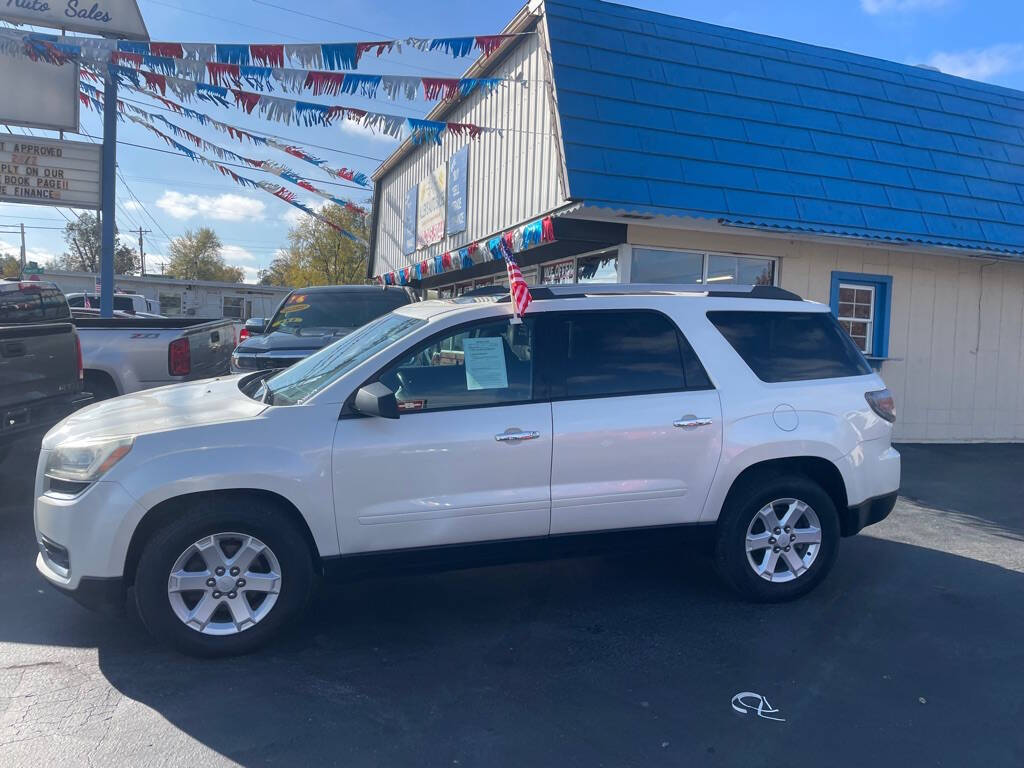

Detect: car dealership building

[368,0,1024,442]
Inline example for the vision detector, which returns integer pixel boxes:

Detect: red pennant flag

[475,35,509,57]
[250,44,284,67]
[305,71,346,97]
[150,42,183,58]
[231,89,262,114]
[422,78,460,101]
[541,216,555,243]
[356,41,393,58]
[141,71,167,95]
[442,252,453,270]
[206,62,240,87]
[114,51,143,68]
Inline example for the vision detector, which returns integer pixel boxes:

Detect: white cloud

[340,120,401,144]
[221,244,258,263]
[156,191,266,222]
[924,44,1024,82]
[239,266,261,283]
[860,0,950,13]
[0,238,58,265]
[123,200,143,212]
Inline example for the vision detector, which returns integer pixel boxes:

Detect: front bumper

[37,554,125,614]
[840,491,898,536]
[34,476,146,593]
[1,392,92,446]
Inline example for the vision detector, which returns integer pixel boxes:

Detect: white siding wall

[372,30,566,276]
[629,224,1024,442]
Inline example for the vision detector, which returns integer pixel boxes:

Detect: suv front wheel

[134,496,315,656]
[714,474,840,602]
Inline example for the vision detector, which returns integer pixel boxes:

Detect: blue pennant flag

[118,41,150,55]
[196,82,230,107]
[405,118,445,145]
[428,37,474,58]
[321,43,358,70]
[434,254,444,274]
[339,74,382,99]
[295,102,330,126]
[143,54,175,75]
[216,44,250,65]
[520,219,543,248]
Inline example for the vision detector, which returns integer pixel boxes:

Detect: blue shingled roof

[545,0,1024,255]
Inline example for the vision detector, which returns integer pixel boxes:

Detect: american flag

[504,253,532,319]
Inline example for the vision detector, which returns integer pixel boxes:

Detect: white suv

[34,284,900,656]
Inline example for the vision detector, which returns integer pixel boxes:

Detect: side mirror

[353,382,400,419]
[245,317,267,335]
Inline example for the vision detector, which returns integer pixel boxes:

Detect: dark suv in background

[230,285,413,373]
[0,280,90,460]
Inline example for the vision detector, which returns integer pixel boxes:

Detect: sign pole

[100,65,118,318]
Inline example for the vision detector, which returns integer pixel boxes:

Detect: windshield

[262,312,425,405]
[268,290,410,335]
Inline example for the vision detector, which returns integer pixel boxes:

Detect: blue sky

[3,0,1024,281]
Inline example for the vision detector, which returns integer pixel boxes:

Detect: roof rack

[462,283,802,301]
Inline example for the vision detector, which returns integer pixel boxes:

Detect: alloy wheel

[744,498,823,583]
[166,532,282,635]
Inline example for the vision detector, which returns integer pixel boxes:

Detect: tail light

[168,337,191,376]
[74,335,83,381]
[239,327,250,342]
[865,388,895,423]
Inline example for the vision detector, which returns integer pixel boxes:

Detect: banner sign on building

[0,0,149,40]
[417,164,446,248]
[402,184,418,256]
[0,136,102,209]
[0,50,80,132]
[446,145,468,236]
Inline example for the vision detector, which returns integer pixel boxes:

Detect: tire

[134,495,315,657]
[714,473,840,603]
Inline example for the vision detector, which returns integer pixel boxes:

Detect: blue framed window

[829,271,892,359]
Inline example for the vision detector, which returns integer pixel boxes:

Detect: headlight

[45,436,135,482]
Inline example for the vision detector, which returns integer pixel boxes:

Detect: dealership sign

[0,0,149,40]
[0,136,101,209]
[0,48,80,132]
[416,164,446,249]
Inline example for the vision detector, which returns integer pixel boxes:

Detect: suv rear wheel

[134,496,315,656]
[714,474,840,602]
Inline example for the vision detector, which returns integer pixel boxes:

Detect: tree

[165,228,244,283]
[0,253,19,278]
[56,213,138,274]
[259,204,368,287]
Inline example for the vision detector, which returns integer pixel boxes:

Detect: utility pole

[136,226,151,276]
[19,222,25,276]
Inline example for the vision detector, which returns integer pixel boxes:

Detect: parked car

[34,284,900,656]
[230,285,412,373]
[71,312,237,400]
[66,292,161,315]
[1,281,90,459]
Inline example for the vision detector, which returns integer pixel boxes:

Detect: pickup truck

[0,280,90,458]
[71,312,237,399]
[67,292,161,315]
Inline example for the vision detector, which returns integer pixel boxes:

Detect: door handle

[495,429,540,443]
[674,416,713,429]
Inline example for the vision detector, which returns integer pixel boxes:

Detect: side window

[378,318,535,413]
[556,311,706,398]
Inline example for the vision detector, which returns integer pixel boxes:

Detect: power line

[143,0,311,42]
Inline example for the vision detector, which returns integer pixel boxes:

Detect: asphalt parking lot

[1,438,1021,767]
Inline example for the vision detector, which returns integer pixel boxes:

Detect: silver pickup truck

[71,312,237,399]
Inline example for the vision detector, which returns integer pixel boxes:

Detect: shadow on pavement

[2,441,1023,766]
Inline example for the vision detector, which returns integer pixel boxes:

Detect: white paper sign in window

[463,337,508,390]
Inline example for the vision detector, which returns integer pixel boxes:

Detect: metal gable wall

[545,0,1024,256]
[371,26,567,277]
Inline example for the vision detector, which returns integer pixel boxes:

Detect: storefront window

[631,248,704,283]
[576,253,618,283]
[160,292,182,316]
[541,259,575,284]
[707,254,775,285]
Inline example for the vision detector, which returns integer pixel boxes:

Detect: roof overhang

[562,202,1024,263]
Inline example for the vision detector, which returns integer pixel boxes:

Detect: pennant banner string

[107,65,497,144]
[80,81,372,206]
[108,51,517,101]
[78,94,367,244]
[53,33,526,70]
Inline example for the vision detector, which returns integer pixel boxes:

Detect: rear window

[553,310,712,398]
[0,283,71,324]
[707,310,871,382]
[268,290,410,335]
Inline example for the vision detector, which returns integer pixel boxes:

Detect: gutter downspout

[366,180,383,281]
